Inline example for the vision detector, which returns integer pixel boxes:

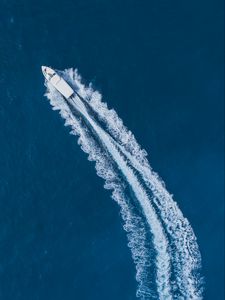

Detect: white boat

[41,66,74,99]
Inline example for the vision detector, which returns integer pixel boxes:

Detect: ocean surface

[0,0,224,299]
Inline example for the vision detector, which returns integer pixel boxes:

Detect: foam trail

[64,69,203,299]
[44,68,203,299]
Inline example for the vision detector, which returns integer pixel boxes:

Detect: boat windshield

[49,72,56,79]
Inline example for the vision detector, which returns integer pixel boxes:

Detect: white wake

[44,68,203,299]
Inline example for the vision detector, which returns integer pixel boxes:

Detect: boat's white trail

[44,69,203,299]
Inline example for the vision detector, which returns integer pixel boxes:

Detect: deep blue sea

[0,0,224,299]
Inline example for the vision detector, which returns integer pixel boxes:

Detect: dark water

[0,1,224,299]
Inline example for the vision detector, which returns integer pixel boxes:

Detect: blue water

[0,1,224,299]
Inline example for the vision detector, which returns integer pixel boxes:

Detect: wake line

[44,68,203,299]
[66,70,203,299]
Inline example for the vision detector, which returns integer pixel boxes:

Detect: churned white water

[44,68,203,299]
